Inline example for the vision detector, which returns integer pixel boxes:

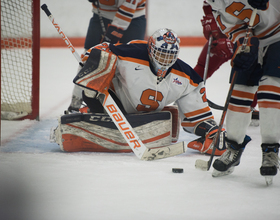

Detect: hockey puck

[172,168,183,173]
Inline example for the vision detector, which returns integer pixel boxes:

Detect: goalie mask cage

[1,0,40,121]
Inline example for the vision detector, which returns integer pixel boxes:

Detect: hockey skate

[212,136,251,177]
[260,143,280,185]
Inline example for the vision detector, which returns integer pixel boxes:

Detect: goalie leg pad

[52,111,175,152]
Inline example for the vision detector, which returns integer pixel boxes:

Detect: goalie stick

[195,8,258,171]
[93,0,106,37]
[41,4,185,161]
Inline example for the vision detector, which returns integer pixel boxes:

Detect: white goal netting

[1,0,39,120]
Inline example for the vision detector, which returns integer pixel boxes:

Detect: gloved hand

[201,14,224,40]
[188,120,227,155]
[248,0,269,10]
[231,36,259,72]
[102,24,124,44]
[194,38,232,79]
[211,38,234,60]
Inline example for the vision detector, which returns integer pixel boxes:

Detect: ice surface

[1,47,279,220]
[2,1,279,219]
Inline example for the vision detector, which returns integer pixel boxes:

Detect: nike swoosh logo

[135,66,143,70]
[260,78,267,82]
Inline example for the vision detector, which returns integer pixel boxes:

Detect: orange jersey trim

[118,55,150,66]
[128,40,147,44]
[115,13,132,23]
[258,101,280,109]
[232,90,255,100]
[258,85,280,93]
[228,104,251,113]
[184,106,212,118]
[255,22,280,39]
[92,3,145,12]
[120,5,136,14]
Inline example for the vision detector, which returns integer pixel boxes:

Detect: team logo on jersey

[173,77,182,85]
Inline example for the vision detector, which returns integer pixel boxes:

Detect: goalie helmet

[147,28,180,81]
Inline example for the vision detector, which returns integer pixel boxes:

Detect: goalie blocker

[50,106,180,152]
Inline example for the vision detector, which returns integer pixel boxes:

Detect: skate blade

[212,167,235,177]
[265,176,273,186]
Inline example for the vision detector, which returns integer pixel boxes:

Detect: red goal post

[1,0,40,121]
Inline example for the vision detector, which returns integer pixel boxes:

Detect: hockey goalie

[50,28,227,156]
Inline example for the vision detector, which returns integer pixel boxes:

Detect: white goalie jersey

[82,41,214,133]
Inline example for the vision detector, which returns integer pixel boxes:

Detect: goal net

[1,0,40,120]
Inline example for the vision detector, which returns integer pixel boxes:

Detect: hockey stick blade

[207,99,224,110]
[142,142,185,161]
[195,159,210,171]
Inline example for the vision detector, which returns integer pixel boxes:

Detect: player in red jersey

[194,1,259,124]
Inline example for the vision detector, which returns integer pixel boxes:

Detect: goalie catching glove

[73,45,117,98]
[187,119,227,156]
